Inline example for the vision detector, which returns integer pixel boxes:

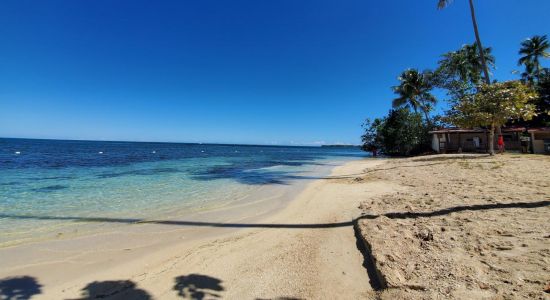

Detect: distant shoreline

[0,136,357,148]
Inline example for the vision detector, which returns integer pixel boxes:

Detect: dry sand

[356,154,550,299]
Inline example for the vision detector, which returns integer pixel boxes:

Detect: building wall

[432,131,549,154]
[431,134,440,152]
[533,132,550,154]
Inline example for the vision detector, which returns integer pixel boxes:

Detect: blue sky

[1,0,549,145]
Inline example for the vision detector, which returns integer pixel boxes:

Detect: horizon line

[0,136,361,148]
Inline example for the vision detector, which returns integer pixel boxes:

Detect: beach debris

[478,281,490,290]
[544,282,550,293]
[416,228,434,241]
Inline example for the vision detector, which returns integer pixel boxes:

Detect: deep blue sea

[0,138,367,246]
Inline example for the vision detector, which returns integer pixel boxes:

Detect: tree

[435,43,495,99]
[520,62,537,86]
[392,69,437,124]
[447,81,538,155]
[437,0,491,85]
[519,35,550,83]
[437,43,495,85]
[361,109,432,156]
[361,118,384,152]
[532,68,550,126]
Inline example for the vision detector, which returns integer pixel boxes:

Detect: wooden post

[530,131,535,154]
[485,130,489,153]
[458,132,462,152]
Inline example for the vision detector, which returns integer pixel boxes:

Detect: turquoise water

[0,138,367,246]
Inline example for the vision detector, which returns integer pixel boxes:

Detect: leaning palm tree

[438,0,491,85]
[392,69,437,124]
[519,35,550,82]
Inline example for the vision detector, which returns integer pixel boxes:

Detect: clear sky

[1,0,549,145]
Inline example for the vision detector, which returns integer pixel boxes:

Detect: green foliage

[518,35,550,84]
[447,81,538,129]
[436,43,495,86]
[434,43,495,100]
[361,118,383,152]
[531,69,550,126]
[392,69,437,122]
[362,109,433,156]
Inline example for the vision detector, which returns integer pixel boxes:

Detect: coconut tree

[437,43,495,86]
[519,35,550,82]
[520,62,537,86]
[392,69,437,124]
[437,0,491,85]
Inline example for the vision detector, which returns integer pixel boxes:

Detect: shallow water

[0,138,367,246]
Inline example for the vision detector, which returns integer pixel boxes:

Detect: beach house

[429,127,550,154]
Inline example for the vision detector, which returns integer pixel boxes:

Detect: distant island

[321,144,361,148]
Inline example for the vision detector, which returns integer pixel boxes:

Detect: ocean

[0,138,367,247]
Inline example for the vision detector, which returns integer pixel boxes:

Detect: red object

[498,136,504,146]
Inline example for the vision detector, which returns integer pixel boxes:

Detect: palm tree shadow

[0,276,42,300]
[174,274,224,300]
[77,280,151,300]
[0,200,549,229]
[256,297,303,300]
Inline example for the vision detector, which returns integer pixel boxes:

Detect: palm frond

[437,0,453,10]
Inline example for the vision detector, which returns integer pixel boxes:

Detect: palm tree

[438,0,491,85]
[519,35,550,82]
[438,43,495,85]
[392,69,437,124]
[520,62,536,86]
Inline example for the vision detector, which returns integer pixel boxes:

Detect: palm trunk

[535,58,541,81]
[488,124,495,156]
[468,0,491,85]
[468,0,501,138]
[423,109,432,128]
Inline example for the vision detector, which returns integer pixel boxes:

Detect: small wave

[31,185,68,192]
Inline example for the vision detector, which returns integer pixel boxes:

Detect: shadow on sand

[1,200,548,298]
[0,276,42,300]
[1,200,548,230]
[174,274,224,299]
[75,280,151,300]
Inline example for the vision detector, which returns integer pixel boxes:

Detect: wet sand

[0,159,387,299]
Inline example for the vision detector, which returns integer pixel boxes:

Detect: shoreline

[4,154,546,299]
[0,157,385,299]
[0,157,349,249]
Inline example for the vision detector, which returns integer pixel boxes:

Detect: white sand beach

[1,155,549,299]
[0,159,389,299]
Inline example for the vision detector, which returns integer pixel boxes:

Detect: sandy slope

[356,154,550,299]
[0,159,390,299]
